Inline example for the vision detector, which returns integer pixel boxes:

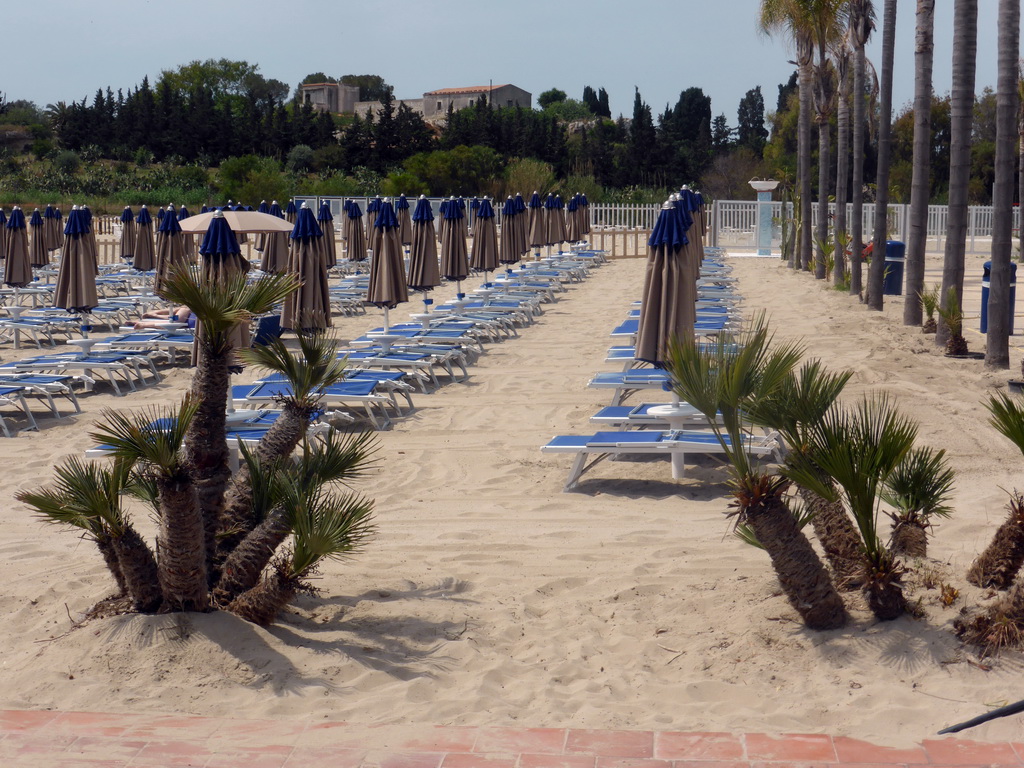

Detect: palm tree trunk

[850,32,867,298]
[938,0,977,348]
[903,0,935,326]
[112,524,163,613]
[798,486,864,589]
[890,519,928,557]
[214,510,291,605]
[155,474,208,612]
[96,534,127,597]
[799,55,814,272]
[984,0,1020,370]
[227,563,300,627]
[745,487,848,630]
[864,554,907,620]
[967,492,1024,589]
[867,0,898,310]
[834,55,850,288]
[816,120,830,280]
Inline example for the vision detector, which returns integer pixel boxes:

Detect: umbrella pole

[383,306,390,334]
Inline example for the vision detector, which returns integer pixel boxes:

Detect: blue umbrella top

[178,205,191,220]
[244,205,254,212]
[367,196,382,214]
[199,211,242,255]
[566,196,579,212]
[43,204,57,220]
[258,200,270,214]
[291,205,324,240]
[439,199,449,217]
[268,201,284,219]
[82,206,93,227]
[515,193,526,214]
[678,188,700,212]
[0,209,5,227]
[470,197,480,211]
[544,194,557,210]
[694,191,705,207]
[64,208,89,238]
[120,206,134,223]
[6,207,26,229]
[457,198,466,212]
[529,192,542,209]
[502,197,517,217]
[285,200,298,216]
[373,200,399,230]
[396,194,410,211]
[649,202,688,252]
[671,194,695,231]
[136,206,153,225]
[29,208,44,227]
[317,201,333,222]
[157,208,166,221]
[412,196,434,222]
[442,199,463,220]
[476,198,496,219]
[555,195,565,210]
[347,201,363,219]
[158,208,183,234]
[200,205,210,214]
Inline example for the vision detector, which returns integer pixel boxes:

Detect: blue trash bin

[882,241,905,295]
[980,261,1017,334]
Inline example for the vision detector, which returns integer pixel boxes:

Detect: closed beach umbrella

[317,200,337,269]
[260,201,289,273]
[29,208,49,268]
[154,205,188,296]
[674,190,701,291]
[177,204,196,261]
[396,194,413,249]
[470,197,499,284]
[544,194,567,250]
[499,196,521,268]
[469,197,480,236]
[82,206,99,275]
[527,191,545,256]
[133,205,156,272]
[345,200,367,263]
[118,206,136,263]
[457,197,469,242]
[634,200,695,366]
[408,195,440,310]
[5,207,32,287]
[580,193,591,236]
[439,196,469,297]
[54,208,99,312]
[284,200,297,225]
[365,196,382,244]
[367,199,408,333]
[194,211,251,364]
[0,209,7,262]
[566,195,582,243]
[254,200,270,252]
[43,204,61,252]
[283,204,331,333]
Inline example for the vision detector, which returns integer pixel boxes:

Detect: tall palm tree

[666,318,848,630]
[937,0,978,348]
[760,0,815,272]
[903,0,935,326]
[834,38,852,287]
[984,0,1020,369]
[848,0,875,299]
[866,0,897,310]
[1018,59,1024,264]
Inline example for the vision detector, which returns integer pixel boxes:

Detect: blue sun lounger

[587,370,673,406]
[231,379,394,429]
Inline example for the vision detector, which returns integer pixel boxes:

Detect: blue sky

[2,1,1013,127]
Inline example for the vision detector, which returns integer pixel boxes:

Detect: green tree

[736,86,769,153]
[340,74,392,102]
[538,88,568,109]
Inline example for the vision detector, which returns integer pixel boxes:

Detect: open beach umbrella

[133,205,156,272]
[29,208,49,268]
[179,209,294,236]
[407,195,441,313]
[499,196,521,268]
[470,198,499,285]
[345,200,367,264]
[284,200,297,225]
[317,200,337,269]
[259,201,289,273]
[177,204,196,261]
[283,204,331,333]
[439,196,469,298]
[527,191,545,258]
[54,208,98,312]
[154,205,188,296]
[366,199,408,334]
[634,200,694,367]
[396,194,413,250]
[43,204,61,252]
[118,206,136,263]
[5,207,31,288]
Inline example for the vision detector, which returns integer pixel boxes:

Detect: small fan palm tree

[666,315,848,630]
[787,395,917,621]
[937,286,969,355]
[215,430,377,605]
[968,394,1024,588]
[746,359,864,589]
[920,284,940,333]
[16,457,162,612]
[881,446,955,557]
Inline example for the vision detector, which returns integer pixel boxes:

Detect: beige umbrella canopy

[54,208,99,311]
[179,209,294,235]
[43,204,62,252]
[527,191,545,256]
[118,206,137,262]
[407,195,440,308]
[439,199,469,297]
[544,194,567,250]
[344,200,367,264]
[396,194,413,248]
[283,205,332,333]
[316,202,338,269]
[259,201,289,274]
[566,195,582,243]
[366,200,409,333]
[153,206,189,297]
[470,198,500,283]
[28,208,49,268]
[133,205,156,272]
[634,201,695,366]
[499,197,521,268]
[4,207,32,288]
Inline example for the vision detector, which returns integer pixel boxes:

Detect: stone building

[422,84,531,118]
[298,82,360,114]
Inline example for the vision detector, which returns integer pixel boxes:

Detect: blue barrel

[882,241,905,295]
[980,261,1017,334]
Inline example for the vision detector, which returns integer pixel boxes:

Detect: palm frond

[238,331,348,405]
[237,439,289,524]
[987,392,1024,458]
[290,488,376,576]
[16,456,130,537]
[881,446,956,519]
[89,396,200,475]
[297,430,379,488]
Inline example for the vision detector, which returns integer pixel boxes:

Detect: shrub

[53,149,80,174]
[287,144,315,173]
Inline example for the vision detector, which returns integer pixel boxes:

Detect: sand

[1,248,1023,748]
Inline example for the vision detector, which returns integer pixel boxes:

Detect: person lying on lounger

[134,305,196,329]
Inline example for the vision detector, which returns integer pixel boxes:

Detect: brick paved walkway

[0,709,1020,768]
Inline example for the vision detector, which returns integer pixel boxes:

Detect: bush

[31,138,54,160]
[403,145,502,196]
[503,157,555,198]
[381,171,428,197]
[307,171,360,197]
[287,144,315,173]
[133,147,154,166]
[313,144,347,172]
[53,150,80,174]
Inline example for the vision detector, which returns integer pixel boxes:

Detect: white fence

[711,200,1020,255]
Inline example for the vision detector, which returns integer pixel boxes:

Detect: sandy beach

[1,247,1023,748]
